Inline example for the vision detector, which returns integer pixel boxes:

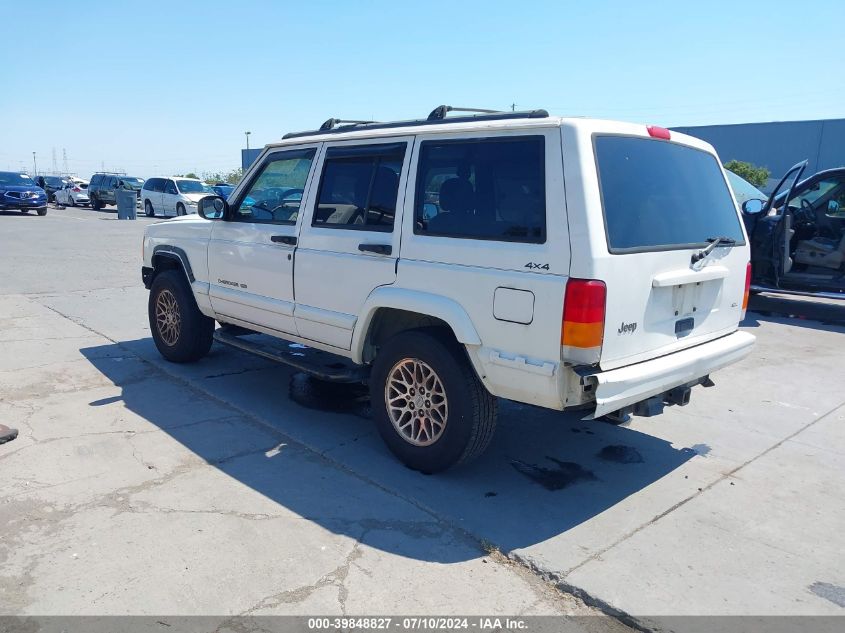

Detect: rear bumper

[584,330,755,418]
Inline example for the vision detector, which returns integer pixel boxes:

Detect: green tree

[724,160,770,189]
[202,168,244,185]
[183,172,199,180]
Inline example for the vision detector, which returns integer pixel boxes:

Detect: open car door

[747,160,807,286]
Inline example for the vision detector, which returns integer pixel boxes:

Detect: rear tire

[370,329,497,473]
[92,198,102,210]
[148,269,214,363]
[145,200,155,217]
[67,195,75,207]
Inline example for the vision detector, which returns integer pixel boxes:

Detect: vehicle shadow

[0,210,42,217]
[745,293,845,331]
[80,338,699,563]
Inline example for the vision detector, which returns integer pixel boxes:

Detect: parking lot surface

[1,206,844,626]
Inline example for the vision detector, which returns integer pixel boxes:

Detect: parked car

[739,162,845,298]
[0,172,48,215]
[211,182,235,198]
[141,177,214,217]
[141,106,755,472]
[54,180,91,207]
[36,175,70,202]
[88,173,145,210]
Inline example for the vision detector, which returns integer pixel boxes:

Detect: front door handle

[271,235,297,245]
[358,243,392,255]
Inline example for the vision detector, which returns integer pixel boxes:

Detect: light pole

[32,152,37,175]
[245,131,251,152]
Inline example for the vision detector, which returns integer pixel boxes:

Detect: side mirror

[198,195,228,220]
[742,198,765,214]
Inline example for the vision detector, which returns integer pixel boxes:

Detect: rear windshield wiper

[691,236,737,264]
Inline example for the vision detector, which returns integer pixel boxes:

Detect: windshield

[121,177,144,186]
[43,176,66,187]
[176,180,213,194]
[0,172,36,187]
[595,136,745,252]
[726,171,767,206]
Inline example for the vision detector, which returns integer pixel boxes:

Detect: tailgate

[598,247,748,370]
[583,129,749,371]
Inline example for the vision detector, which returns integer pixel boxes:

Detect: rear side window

[414,136,546,243]
[595,136,745,252]
[91,175,102,186]
[312,143,405,231]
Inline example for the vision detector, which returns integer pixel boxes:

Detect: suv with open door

[141,106,755,472]
[741,162,845,298]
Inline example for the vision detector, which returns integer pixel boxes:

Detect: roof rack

[319,118,378,131]
[283,105,549,140]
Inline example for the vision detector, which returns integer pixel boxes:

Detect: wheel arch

[352,287,482,364]
[149,245,195,289]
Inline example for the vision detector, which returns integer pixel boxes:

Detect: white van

[141,177,214,217]
[142,106,755,472]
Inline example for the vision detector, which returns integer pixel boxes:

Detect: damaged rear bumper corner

[582,330,756,419]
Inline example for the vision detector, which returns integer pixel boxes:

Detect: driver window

[164,180,177,195]
[233,149,316,224]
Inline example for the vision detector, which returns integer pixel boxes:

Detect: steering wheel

[794,198,816,225]
[263,189,306,220]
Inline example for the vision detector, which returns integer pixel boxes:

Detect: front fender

[351,287,482,364]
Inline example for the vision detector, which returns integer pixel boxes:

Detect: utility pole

[511,102,516,112]
[52,148,58,174]
[62,149,69,175]
[32,152,37,175]
[245,131,251,152]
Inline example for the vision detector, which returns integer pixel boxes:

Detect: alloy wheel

[385,358,448,446]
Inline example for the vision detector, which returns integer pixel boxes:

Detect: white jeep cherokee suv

[141,106,755,473]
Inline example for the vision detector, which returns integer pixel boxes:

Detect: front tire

[176,203,186,216]
[36,207,47,216]
[145,200,155,217]
[148,269,214,363]
[370,330,497,473]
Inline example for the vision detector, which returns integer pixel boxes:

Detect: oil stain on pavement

[510,457,597,491]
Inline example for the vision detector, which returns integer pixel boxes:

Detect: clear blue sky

[1,0,843,178]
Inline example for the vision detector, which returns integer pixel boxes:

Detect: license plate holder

[675,317,694,335]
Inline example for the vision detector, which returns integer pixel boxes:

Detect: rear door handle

[358,243,392,255]
[271,235,297,245]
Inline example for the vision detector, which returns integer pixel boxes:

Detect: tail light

[73,186,81,192]
[561,279,606,365]
[742,262,751,317]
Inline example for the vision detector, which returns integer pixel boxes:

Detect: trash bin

[116,189,137,220]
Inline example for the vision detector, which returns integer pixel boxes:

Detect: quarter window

[232,148,316,224]
[414,136,546,243]
[312,143,406,231]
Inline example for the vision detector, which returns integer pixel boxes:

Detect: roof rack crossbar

[282,106,550,140]
[319,118,378,131]
[427,105,501,120]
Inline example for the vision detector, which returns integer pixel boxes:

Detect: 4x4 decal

[524,262,550,270]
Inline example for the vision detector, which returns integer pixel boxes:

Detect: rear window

[595,136,744,253]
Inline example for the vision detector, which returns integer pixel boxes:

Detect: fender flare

[351,286,481,363]
[151,245,195,285]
